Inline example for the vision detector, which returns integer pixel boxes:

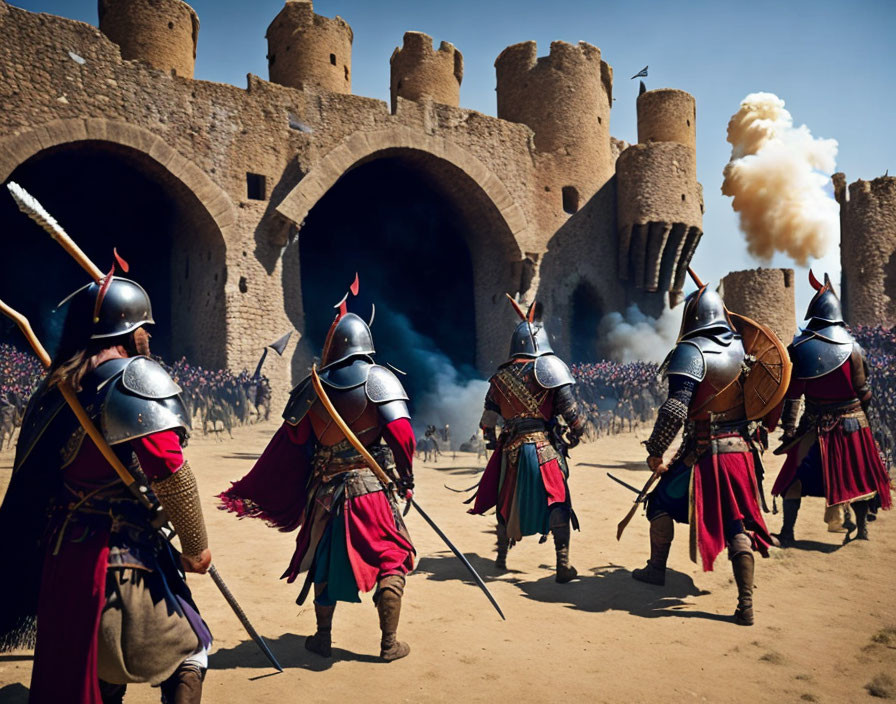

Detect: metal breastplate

[682,335,745,420]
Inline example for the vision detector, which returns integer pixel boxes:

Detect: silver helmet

[321,312,375,368]
[509,320,553,359]
[804,271,845,326]
[677,286,733,341]
[59,276,154,340]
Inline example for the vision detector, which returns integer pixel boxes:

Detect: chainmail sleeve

[554,385,585,438]
[644,375,695,457]
[150,461,209,558]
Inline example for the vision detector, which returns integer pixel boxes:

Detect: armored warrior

[0,277,212,703]
[632,277,782,626]
[219,292,417,661]
[469,298,585,582]
[772,272,892,543]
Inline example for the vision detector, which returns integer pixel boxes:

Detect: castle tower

[390,32,463,113]
[495,41,613,232]
[266,0,353,94]
[98,0,199,79]
[719,268,796,343]
[833,173,896,327]
[616,88,703,305]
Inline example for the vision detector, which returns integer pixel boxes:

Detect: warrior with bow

[0,267,213,703]
[771,272,892,543]
[469,297,585,583]
[219,277,417,661]
[630,271,787,626]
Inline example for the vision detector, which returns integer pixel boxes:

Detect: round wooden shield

[729,312,793,421]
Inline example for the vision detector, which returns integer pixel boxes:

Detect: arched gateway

[0,120,233,368]
[276,127,531,392]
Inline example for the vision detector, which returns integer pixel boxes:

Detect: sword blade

[410,499,505,621]
[208,564,283,672]
[606,472,641,495]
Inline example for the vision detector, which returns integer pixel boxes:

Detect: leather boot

[732,552,755,626]
[495,522,509,570]
[99,681,126,704]
[305,603,335,658]
[852,499,870,540]
[377,584,410,662]
[551,522,578,583]
[160,664,204,704]
[774,497,800,546]
[632,515,673,586]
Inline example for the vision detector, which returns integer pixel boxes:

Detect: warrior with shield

[469,297,585,582]
[771,272,892,543]
[218,280,417,661]
[0,274,213,703]
[630,272,787,626]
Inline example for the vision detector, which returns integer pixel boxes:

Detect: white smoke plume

[722,92,839,265]
[597,304,681,363]
[372,305,487,448]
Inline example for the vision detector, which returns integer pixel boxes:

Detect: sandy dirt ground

[1,421,894,703]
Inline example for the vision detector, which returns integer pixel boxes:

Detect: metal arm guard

[645,397,688,457]
[554,385,585,438]
[781,398,801,436]
[150,461,208,559]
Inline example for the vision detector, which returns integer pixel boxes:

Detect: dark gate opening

[298,158,477,401]
[570,282,604,363]
[0,142,226,367]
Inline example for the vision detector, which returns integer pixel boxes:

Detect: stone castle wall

[720,268,796,344]
[834,172,896,327]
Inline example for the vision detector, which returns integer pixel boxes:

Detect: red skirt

[692,445,772,572]
[773,424,892,508]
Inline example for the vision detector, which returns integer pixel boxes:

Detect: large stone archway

[277,127,531,378]
[0,120,234,367]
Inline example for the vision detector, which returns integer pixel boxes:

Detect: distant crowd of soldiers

[852,325,896,468]
[569,361,665,439]
[0,343,272,446]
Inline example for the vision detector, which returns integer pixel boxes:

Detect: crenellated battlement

[266,0,353,94]
[836,172,896,326]
[390,31,462,113]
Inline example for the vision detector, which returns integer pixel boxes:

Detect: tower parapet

[98,0,199,78]
[637,89,696,150]
[266,0,352,94]
[720,268,796,343]
[834,172,896,326]
[616,88,702,304]
[495,40,613,232]
[390,31,462,113]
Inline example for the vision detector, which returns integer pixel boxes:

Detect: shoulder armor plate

[121,357,183,398]
[101,363,190,445]
[366,365,409,404]
[663,341,706,382]
[283,376,315,425]
[790,334,852,380]
[378,399,411,423]
[533,355,575,389]
[691,335,745,391]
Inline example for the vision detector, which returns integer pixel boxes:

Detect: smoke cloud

[721,92,839,265]
[597,304,681,363]
[371,304,487,448]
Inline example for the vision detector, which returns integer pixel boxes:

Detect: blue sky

[16,0,896,312]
